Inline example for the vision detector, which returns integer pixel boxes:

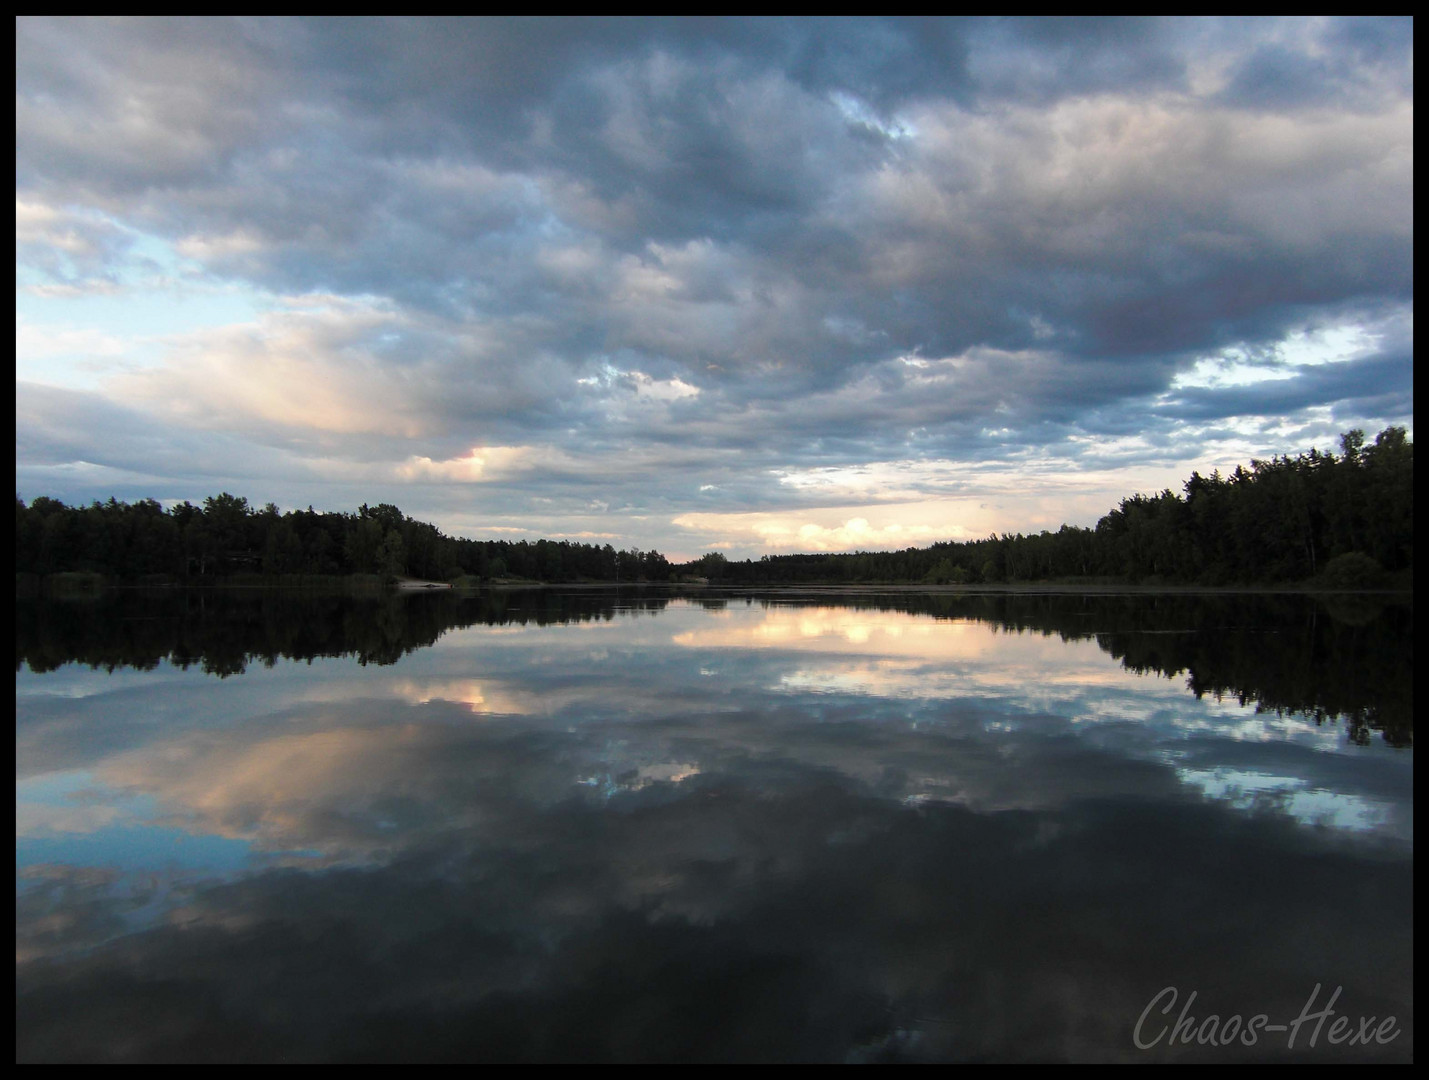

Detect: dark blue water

[15,590,1414,1061]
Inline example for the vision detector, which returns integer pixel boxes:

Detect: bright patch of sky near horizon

[15,17,1413,562]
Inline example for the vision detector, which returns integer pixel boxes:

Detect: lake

[15,588,1414,1062]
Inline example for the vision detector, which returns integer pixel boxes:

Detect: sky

[15,17,1414,562]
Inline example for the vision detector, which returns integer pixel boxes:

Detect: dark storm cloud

[14,17,1414,550]
[1218,17,1415,111]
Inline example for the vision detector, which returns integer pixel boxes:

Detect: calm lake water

[15,589,1414,1062]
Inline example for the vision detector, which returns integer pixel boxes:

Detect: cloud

[1155,349,1413,423]
[14,18,1415,555]
[117,295,438,438]
[672,502,984,553]
[15,199,148,291]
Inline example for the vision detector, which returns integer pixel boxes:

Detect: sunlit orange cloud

[672,502,988,554]
[395,446,528,483]
[393,443,606,484]
[113,296,438,438]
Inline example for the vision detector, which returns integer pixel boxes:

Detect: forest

[14,494,670,585]
[14,426,1412,588]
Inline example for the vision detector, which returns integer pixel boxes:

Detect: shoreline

[16,570,1411,599]
[21,582,1410,598]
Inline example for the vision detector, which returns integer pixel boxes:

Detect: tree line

[690,427,1412,587]
[14,426,1411,587]
[14,494,670,584]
